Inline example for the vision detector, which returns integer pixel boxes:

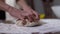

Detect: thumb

[18,15,24,20]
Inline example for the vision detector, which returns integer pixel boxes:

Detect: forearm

[0,1,9,11]
[0,1,15,12]
[17,0,30,8]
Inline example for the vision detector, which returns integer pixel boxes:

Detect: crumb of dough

[16,19,41,27]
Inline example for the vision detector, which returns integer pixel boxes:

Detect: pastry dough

[16,19,41,27]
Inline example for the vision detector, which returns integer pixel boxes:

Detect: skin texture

[17,0,39,22]
[0,0,39,22]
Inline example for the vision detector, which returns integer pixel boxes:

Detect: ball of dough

[16,19,41,27]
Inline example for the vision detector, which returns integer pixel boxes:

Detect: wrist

[22,5,31,9]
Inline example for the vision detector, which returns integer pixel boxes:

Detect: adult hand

[7,6,39,22]
[22,6,39,22]
[17,0,39,22]
[8,7,24,20]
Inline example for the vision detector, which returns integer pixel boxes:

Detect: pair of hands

[8,6,39,22]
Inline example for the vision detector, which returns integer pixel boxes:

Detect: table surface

[0,19,60,34]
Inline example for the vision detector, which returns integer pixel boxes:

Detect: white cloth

[0,19,60,34]
[5,0,16,7]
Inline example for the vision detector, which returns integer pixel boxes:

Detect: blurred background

[26,0,60,19]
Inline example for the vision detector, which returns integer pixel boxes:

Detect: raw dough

[16,19,41,27]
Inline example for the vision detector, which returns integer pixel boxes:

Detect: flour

[16,19,41,27]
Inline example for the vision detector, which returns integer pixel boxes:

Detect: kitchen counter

[0,19,60,34]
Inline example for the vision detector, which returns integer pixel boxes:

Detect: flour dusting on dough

[16,19,41,27]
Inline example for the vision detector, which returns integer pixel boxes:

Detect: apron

[5,0,20,22]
